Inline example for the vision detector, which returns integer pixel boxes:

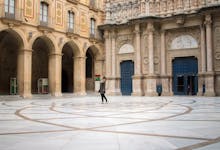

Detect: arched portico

[32,36,55,95]
[0,29,24,95]
[85,45,103,93]
[61,41,80,94]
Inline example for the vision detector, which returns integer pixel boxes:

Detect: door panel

[120,61,134,95]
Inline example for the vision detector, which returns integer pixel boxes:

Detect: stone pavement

[0,95,220,150]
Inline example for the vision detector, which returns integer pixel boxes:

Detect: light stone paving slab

[0,95,220,150]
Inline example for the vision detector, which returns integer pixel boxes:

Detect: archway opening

[62,44,73,93]
[32,37,50,94]
[0,30,22,95]
[86,48,94,91]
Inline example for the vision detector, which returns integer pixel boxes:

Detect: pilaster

[132,24,144,96]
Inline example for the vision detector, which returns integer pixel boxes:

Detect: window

[90,0,96,7]
[68,11,74,31]
[90,18,96,36]
[40,2,48,24]
[5,0,15,18]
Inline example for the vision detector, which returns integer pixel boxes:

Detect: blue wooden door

[120,61,134,95]
[173,57,198,95]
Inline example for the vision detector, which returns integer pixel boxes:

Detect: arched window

[90,18,96,37]
[68,11,75,31]
[40,2,48,25]
[4,0,15,18]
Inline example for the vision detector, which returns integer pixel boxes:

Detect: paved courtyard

[0,95,220,150]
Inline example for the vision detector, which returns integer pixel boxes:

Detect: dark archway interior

[62,44,73,93]
[86,49,94,91]
[32,38,49,94]
[0,31,19,95]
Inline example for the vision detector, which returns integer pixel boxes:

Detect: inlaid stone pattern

[56,1,63,26]
[24,0,34,18]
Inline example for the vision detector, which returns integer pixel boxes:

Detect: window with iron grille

[4,0,15,18]
[68,11,74,32]
[90,18,96,37]
[40,2,48,24]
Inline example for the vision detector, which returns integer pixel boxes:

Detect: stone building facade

[100,0,220,96]
[0,0,105,98]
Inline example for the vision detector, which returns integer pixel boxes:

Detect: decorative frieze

[105,0,220,24]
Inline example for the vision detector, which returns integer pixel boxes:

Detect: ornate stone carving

[105,0,220,25]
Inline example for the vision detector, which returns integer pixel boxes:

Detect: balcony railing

[66,24,80,38]
[37,14,54,31]
[89,29,103,42]
[0,4,23,24]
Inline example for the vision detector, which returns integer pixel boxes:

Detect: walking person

[99,76,108,103]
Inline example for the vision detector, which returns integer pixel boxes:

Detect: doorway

[120,60,134,95]
[173,57,198,95]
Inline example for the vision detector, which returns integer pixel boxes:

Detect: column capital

[49,52,62,57]
[74,56,86,59]
[19,49,33,53]
[204,14,212,25]
[147,22,155,32]
[104,30,110,39]
[110,30,117,39]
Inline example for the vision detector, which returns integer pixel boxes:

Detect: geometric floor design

[0,95,220,150]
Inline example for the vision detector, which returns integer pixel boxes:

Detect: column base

[73,92,87,96]
[145,91,158,96]
[204,92,216,97]
[21,93,32,99]
[161,92,172,96]
[107,91,121,96]
[51,92,62,97]
[132,92,144,96]
[132,75,144,96]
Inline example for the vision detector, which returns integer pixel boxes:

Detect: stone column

[104,30,112,77]
[198,24,207,96]
[108,30,120,95]
[17,49,32,98]
[204,14,215,96]
[132,24,143,96]
[145,22,157,96]
[160,30,170,96]
[49,53,62,97]
[74,56,86,95]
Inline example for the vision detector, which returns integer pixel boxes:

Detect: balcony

[37,15,54,32]
[67,0,79,5]
[89,29,103,43]
[66,25,80,38]
[0,4,23,26]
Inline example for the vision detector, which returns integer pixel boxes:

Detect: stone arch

[61,41,81,93]
[85,45,103,92]
[31,35,55,94]
[171,35,199,50]
[119,43,134,54]
[0,29,24,95]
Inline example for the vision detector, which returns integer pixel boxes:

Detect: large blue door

[120,61,134,95]
[173,57,198,95]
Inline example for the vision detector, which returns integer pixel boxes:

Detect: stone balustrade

[105,0,220,24]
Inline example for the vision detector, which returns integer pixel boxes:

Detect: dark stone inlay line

[15,106,80,130]
[177,137,220,150]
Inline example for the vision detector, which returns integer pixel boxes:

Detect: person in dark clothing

[99,76,108,103]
